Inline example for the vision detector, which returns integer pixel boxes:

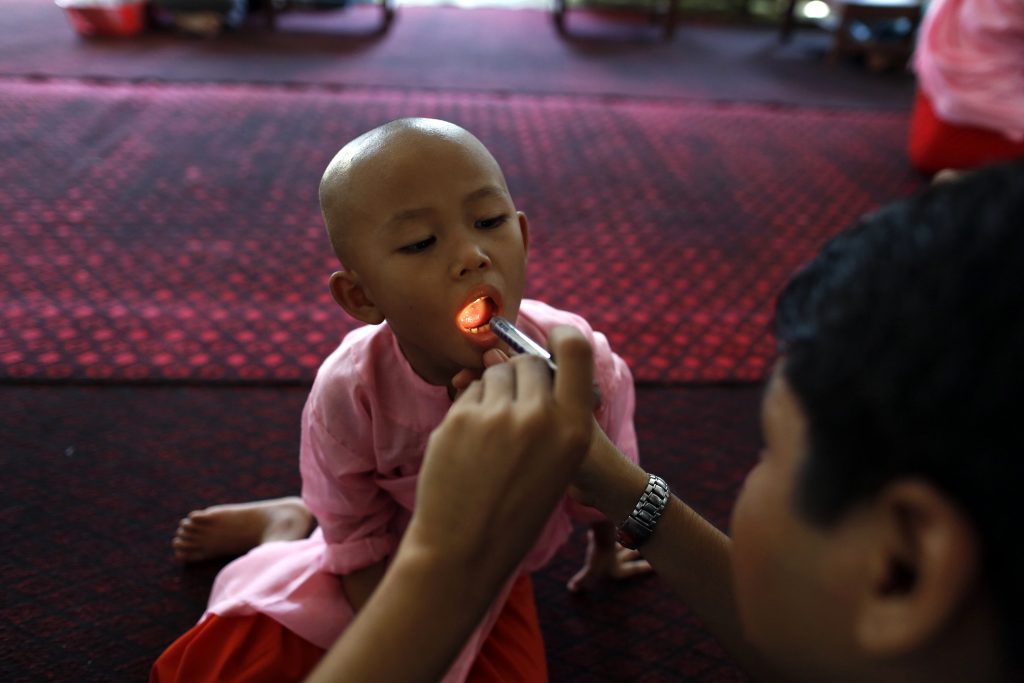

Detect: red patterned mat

[0,383,760,681]
[0,78,923,383]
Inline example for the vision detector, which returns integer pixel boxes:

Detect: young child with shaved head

[153,118,646,683]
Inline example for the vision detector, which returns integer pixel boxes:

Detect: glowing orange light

[458,297,494,332]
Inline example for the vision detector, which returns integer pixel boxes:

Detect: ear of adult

[853,479,982,657]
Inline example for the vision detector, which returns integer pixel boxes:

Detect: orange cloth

[468,571,548,683]
[908,89,1024,174]
[151,573,548,683]
[150,611,322,683]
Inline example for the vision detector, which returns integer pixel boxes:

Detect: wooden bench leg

[779,0,799,43]
[552,0,566,35]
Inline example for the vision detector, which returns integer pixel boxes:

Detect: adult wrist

[572,420,637,510]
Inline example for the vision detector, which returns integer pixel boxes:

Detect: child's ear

[517,211,530,255]
[852,479,981,658]
[329,271,385,325]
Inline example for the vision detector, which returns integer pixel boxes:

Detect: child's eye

[475,215,508,230]
[398,236,436,254]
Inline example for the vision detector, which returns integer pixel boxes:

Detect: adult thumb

[547,326,595,439]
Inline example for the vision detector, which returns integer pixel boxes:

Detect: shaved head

[319,118,507,269]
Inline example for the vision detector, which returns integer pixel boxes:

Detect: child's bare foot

[172,496,314,562]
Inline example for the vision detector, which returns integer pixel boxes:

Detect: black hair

[774,160,1024,673]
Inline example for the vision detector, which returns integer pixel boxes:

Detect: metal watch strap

[616,474,670,550]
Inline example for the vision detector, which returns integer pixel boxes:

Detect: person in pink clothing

[154,117,647,683]
[909,0,1024,173]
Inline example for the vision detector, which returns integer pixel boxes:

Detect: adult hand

[305,327,597,683]
[406,325,596,582]
[450,346,601,407]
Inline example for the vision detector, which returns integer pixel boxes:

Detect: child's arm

[341,557,389,613]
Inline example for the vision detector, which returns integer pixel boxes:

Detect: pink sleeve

[299,384,400,576]
[518,302,642,524]
[594,332,639,466]
[518,302,639,468]
[570,330,640,523]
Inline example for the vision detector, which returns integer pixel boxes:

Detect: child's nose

[450,239,492,278]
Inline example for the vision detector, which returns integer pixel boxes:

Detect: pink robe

[204,300,640,682]
[913,0,1024,141]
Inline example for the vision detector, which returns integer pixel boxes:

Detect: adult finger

[453,376,484,405]
[511,355,553,408]
[547,326,595,430]
[450,348,510,394]
[482,347,509,368]
[477,355,515,405]
[450,368,481,394]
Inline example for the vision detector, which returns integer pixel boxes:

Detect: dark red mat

[0,383,761,682]
[0,78,923,383]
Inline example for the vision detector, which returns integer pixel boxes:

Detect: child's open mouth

[457,296,497,334]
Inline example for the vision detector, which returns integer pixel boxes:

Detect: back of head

[774,160,1024,672]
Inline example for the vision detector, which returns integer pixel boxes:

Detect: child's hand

[567,527,652,593]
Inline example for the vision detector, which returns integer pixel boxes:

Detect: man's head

[731,161,1024,682]
[319,118,530,386]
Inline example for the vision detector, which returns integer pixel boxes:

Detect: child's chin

[449,345,489,375]
[455,349,487,370]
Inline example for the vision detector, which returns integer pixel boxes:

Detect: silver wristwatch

[616,474,670,550]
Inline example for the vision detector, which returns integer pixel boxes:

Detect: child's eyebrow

[385,207,433,228]
[383,185,509,229]
[463,186,508,204]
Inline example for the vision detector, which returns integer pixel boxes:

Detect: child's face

[334,131,529,386]
[729,364,869,679]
